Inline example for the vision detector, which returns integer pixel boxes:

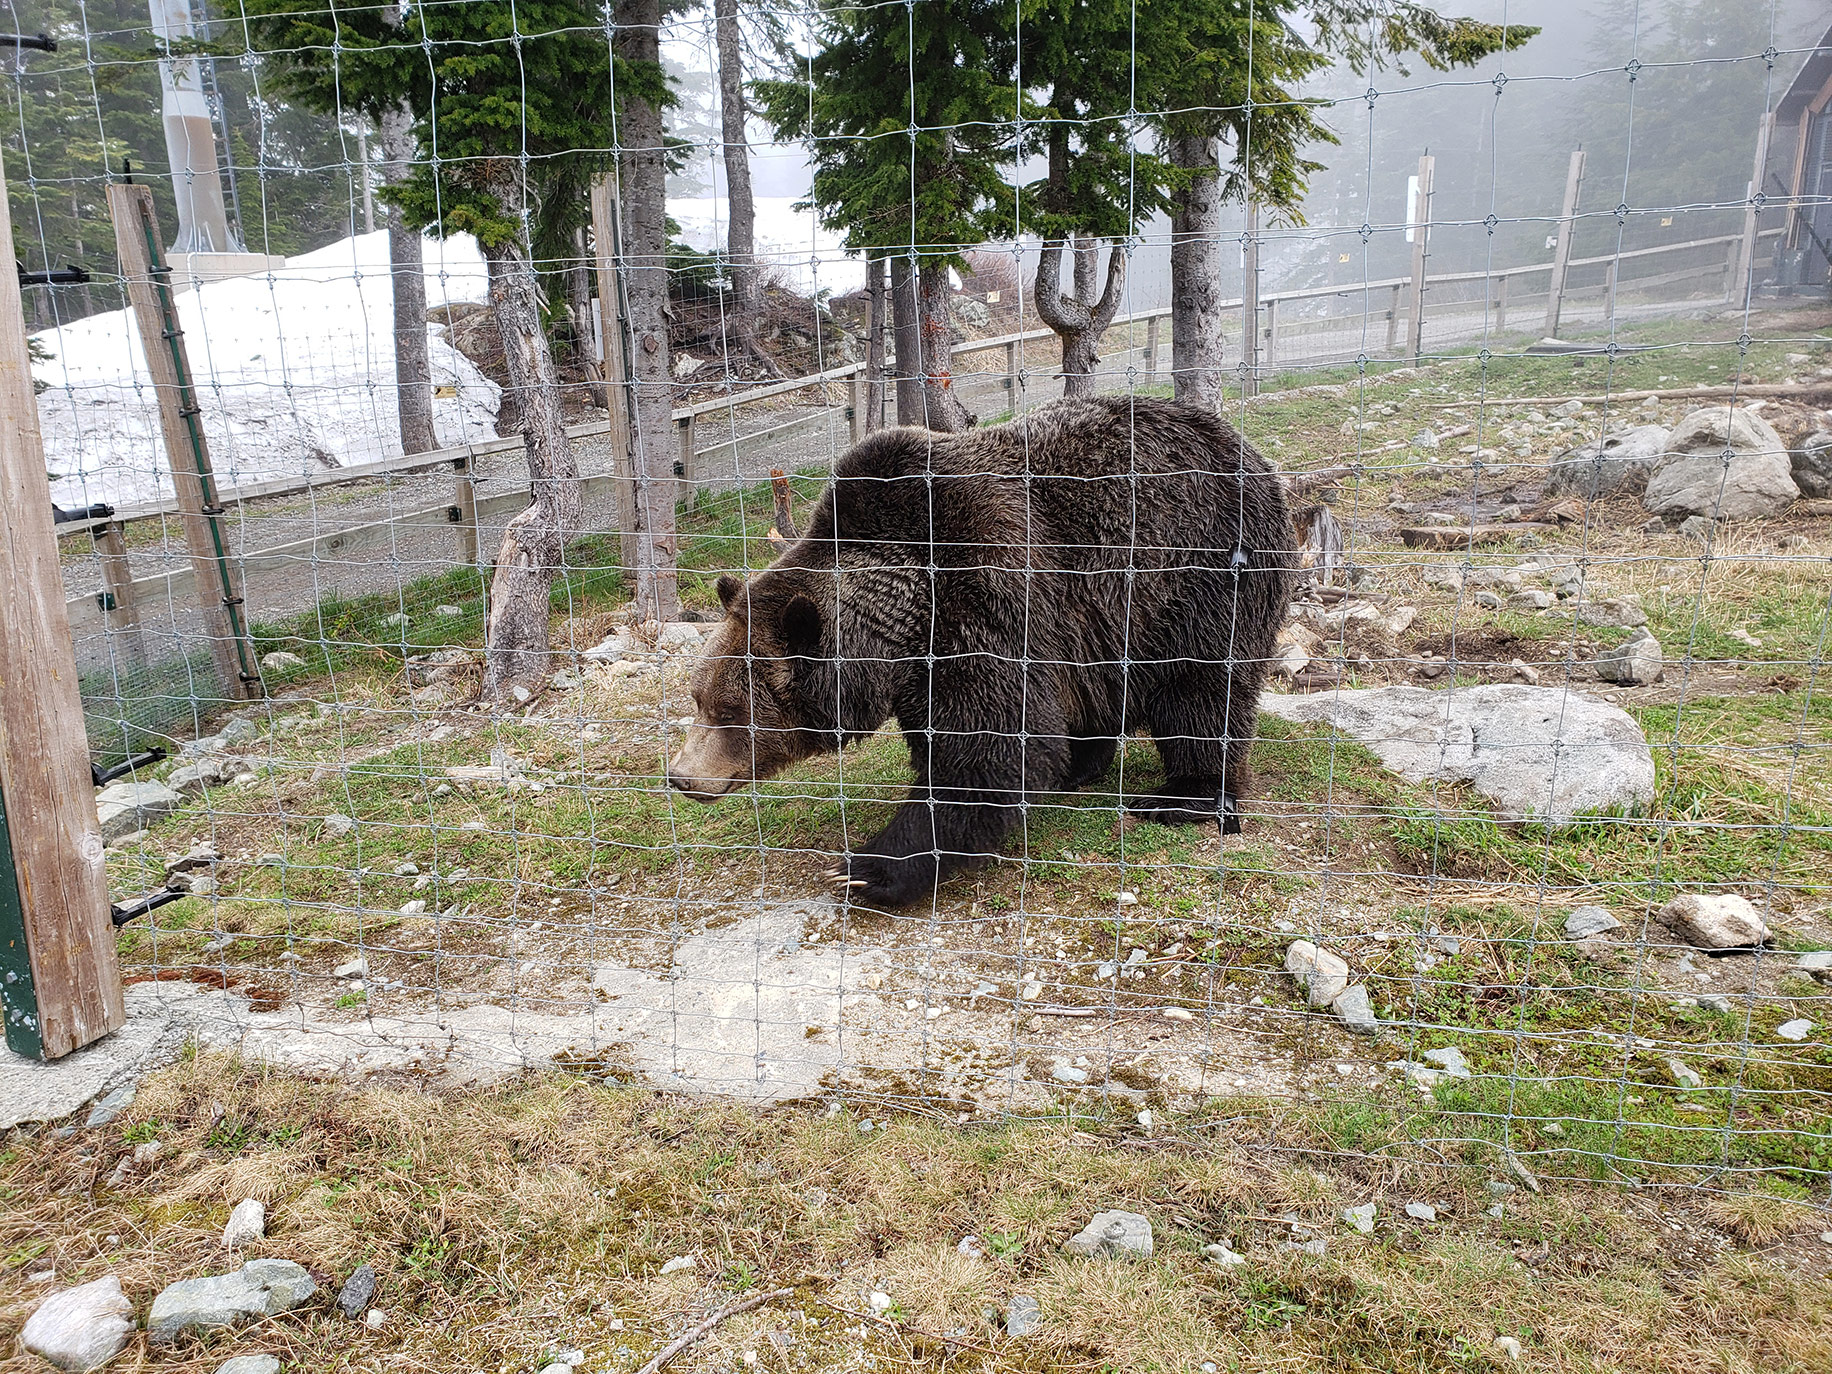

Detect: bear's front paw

[1128,789,1240,832]
[823,852,938,908]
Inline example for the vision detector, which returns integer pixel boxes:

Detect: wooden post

[1005,339,1019,407]
[1143,314,1159,383]
[1241,201,1260,398]
[1386,282,1402,353]
[675,413,696,507]
[1603,258,1619,322]
[1408,154,1434,363]
[1734,113,1773,305]
[453,455,479,566]
[590,173,640,575]
[1264,297,1280,371]
[92,521,145,660]
[1544,149,1586,337]
[107,183,261,701]
[0,148,124,1060]
[848,374,863,445]
[1495,273,1509,333]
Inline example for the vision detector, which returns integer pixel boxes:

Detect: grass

[1,1054,1827,1374]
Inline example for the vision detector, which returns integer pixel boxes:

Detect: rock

[148,1259,318,1343]
[1796,951,1832,980]
[1341,1203,1376,1233]
[1776,1019,1812,1042]
[332,957,368,979]
[1063,1210,1153,1258]
[1661,893,1770,950]
[1284,940,1349,1006]
[260,652,305,672]
[364,1308,388,1330]
[1508,659,1540,685]
[336,1264,376,1319]
[1564,906,1621,940]
[1668,1059,1702,1090]
[1258,684,1655,826]
[1495,1336,1522,1360]
[1423,1046,1471,1078]
[167,756,241,797]
[1643,407,1797,520]
[20,1276,134,1371]
[1203,1242,1248,1267]
[1698,994,1734,1014]
[658,1255,695,1275]
[1405,1202,1437,1222]
[322,813,356,838]
[1595,630,1662,686]
[434,604,464,617]
[84,1084,136,1129]
[1793,432,1832,498]
[1503,1152,1541,1194]
[1050,1061,1089,1084]
[867,1290,893,1313]
[1473,590,1504,610]
[96,781,184,842]
[222,1197,266,1249]
[1545,425,1670,497]
[1005,1295,1041,1336]
[1577,594,1647,629]
[657,621,704,651]
[215,1358,281,1374]
[1331,985,1378,1035]
[1677,514,1716,543]
[217,718,262,747]
[1508,590,1553,611]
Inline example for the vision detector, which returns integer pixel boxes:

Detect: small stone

[1667,1059,1702,1090]
[1698,994,1733,1014]
[222,1197,266,1249]
[1342,1203,1376,1233]
[1423,1046,1471,1078]
[1563,906,1620,940]
[1595,629,1662,685]
[1405,1202,1437,1222]
[1063,1210,1153,1258]
[1162,1007,1195,1022]
[96,780,185,842]
[1020,981,1042,1001]
[658,1255,695,1275]
[1203,1242,1247,1268]
[1285,940,1350,1006]
[956,1235,985,1258]
[336,1264,376,1319]
[364,1308,388,1330]
[1503,1152,1541,1194]
[1286,1237,1328,1256]
[1776,1019,1812,1042]
[322,813,356,838]
[84,1084,136,1129]
[215,1358,281,1374]
[399,900,426,916]
[1495,1336,1522,1359]
[1050,1061,1090,1084]
[333,957,368,980]
[1508,658,1540,685]
[20,1276,134,1372]
[1678,514,1716,542]
[1005,1295,1041,1336]
[868,1291,892,1314]
[260,652,305,671]
[1661,893,1770,950]
[1331,984,1378,1035]
[1796,950,1832,978]
[1486,1203,1506,1219]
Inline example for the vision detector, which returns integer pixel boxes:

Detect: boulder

[1284,940,1349,1006]
[148,1259,318,1344]
[21,1276,134,1371]
[1594,630,1663,686]
[1793,432,1832,498]
[1258,684,1655,825]
[1544,424,1669,497]
[167,756,242,798]
[1661,893,1770,950]
[1642,407,1797,520]
[96,781,184,842]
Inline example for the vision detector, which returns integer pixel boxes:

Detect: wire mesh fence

[3,0,1829,1219]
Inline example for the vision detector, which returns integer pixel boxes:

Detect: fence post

[1734,113,1773,305]
[1603,258,1619,323]
[675,413,696,507]
[453,455,479,566]
[1544,149,1586,337]
[848,374,863,445]
[1004,339,1019,408]
[1241,201,1260,398]
[107,183,262,701]
[1386,282,1401,353]
[590,173,640,575]
[1143,314,1159,383]
[1264,297,1280,371]
[1408,154,1434,363]
[1495,273,1509,333]
[92,521,145,661]
[1,149,124,1060]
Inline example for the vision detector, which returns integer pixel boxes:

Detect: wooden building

[1775,27,1832,287]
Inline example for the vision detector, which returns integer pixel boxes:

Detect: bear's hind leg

[1129,667,1246,831]
[1063,735,1117,791]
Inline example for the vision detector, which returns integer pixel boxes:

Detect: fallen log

[1400,522,1556,550]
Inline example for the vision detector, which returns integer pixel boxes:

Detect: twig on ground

[634,1287,795,1374]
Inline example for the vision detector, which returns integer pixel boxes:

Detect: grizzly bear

[667,394,1294,907]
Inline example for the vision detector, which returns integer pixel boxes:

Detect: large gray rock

[1258,685,1654,825]
[1661,894,1770,950]
[1544,424,1669,497]
[1643,407,1798,520]
[167,755,242,798]
[1331,985,1378,1035]
[148,1259,317,1344]
[96,781,184,842]
[21,1276,135,1371]
[1793,432,1832,498]
[1063,1210,1153,1258]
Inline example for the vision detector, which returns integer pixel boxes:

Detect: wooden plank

[590,172,640,574]
[1408,154,1434,361]
[107,183,261,700]
[92,521,145,660]
[1733,112,1772,305]
[1543,150,1586,337]
[1400,523,1555,550]
[0,148,123,1059]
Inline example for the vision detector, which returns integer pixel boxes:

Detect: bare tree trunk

[889,254,922,426]
[379,101,436,454]
[713,0,779,379]
[1033,238,1126,397]
[916,260,974,430]
[1169,130,1226,409]
[618,0,681,621]
[479,226,581,703]
[864,254,886,432]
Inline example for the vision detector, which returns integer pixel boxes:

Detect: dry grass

[3,1055,1830,1374]
[1703,1190,1822,1247]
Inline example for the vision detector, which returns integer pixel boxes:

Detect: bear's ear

[716,574,744,609]
[781,594,823,658]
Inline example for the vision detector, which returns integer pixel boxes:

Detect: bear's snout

[666,724,749,801]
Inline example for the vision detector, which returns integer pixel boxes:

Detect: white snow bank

[668,195,864,297]
[33,230,500,509]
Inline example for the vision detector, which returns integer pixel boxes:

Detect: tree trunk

[864,254,886,432]
[1033,238,1126,397]
[889,254,922,426]
[916,260,974,430]
[618,0,681,621]
[379,101,436,454]
[1169,130,1226,409]
[479,229,581,703]
[566,226,606,407]
[715,0,756,317]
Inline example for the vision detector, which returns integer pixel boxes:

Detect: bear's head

[666,566,841,801]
